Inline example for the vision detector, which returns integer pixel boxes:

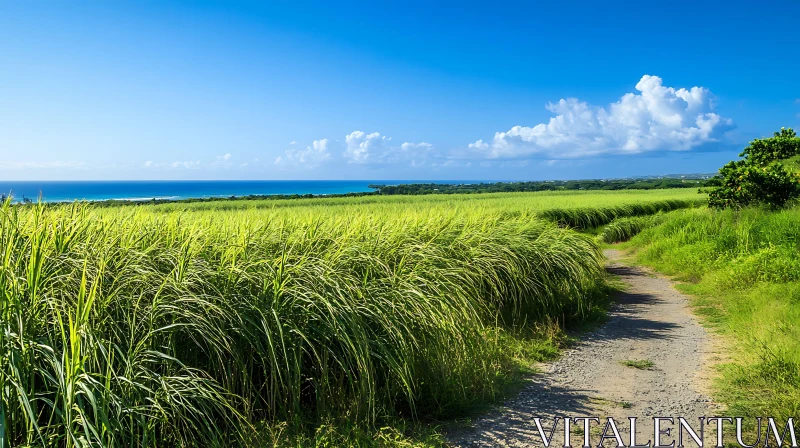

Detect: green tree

[740,128,800,165]
[708,128,800,209]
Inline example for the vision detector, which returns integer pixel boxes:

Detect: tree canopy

[708,128,800,209]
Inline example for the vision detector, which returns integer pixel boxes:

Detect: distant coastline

[0,180,386,204]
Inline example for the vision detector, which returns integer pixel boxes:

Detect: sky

[1,1,799,181]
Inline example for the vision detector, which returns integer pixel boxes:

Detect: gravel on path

[447,249,720,447]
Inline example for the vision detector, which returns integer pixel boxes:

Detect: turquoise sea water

[0,180,468,203]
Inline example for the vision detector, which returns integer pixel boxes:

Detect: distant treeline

[370,178,709,195]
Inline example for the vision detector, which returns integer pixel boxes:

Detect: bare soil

[447,249,722,447]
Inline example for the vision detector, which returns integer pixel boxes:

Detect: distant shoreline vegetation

[369,176,711,195]
[0,176,715,207]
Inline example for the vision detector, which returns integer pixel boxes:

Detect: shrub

[741,128,800,166]
[708,160,800,209]
[708,128,800,209]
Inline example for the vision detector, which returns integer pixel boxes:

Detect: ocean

[0,180,466,203]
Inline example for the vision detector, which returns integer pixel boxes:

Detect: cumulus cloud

[398,141,434,166]
[400,141,433,150]
[341,131,433,165]
[275,139,331,168]
[208,153,235,168]
[468,75,734,159]
[468,140,489,150]
[343,131,391,164]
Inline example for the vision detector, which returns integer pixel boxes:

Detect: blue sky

[1,1,798,181]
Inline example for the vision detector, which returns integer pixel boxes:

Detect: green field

[150,189,705,230]
[149,188,703,212]
[0,188,707,447]
[8,185,799,446]
[3,186,799,446]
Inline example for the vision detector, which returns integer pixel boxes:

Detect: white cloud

[275,139,331,168]
[170,160,201,169]
[344,131,391,164]
[429,159,471,168]
[290,140,297,145]
[400,141,432,150]
[468,75,733,159]
[398,141,434,166]
[468,140,489,150]
[341,132,433,166]
[209,153,235,168]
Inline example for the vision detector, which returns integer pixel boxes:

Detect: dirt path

[447,249,719,447]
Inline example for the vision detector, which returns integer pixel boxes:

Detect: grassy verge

[619,206,800,428]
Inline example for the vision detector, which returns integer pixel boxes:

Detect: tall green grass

[599,214,668,243]
[0,195,613,447]
[624,206,800,425]
[539,199,701,230]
